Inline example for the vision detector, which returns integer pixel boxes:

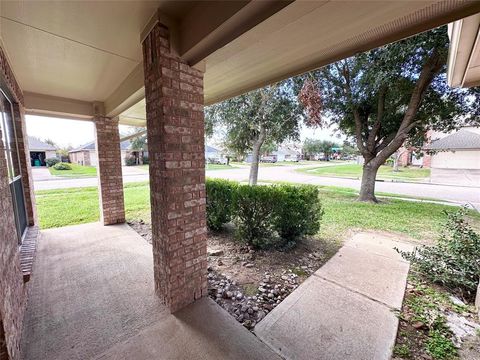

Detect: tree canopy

[300,26,480,201]
[205,81,303,184]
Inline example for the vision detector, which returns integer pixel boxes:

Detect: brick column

[13,103,36,226]
[142,21,207,312]
[94,114,125,225]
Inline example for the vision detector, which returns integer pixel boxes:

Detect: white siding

[431,150,480,170]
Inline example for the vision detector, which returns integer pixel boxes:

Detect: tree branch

[335,61,368,156]
[366,86,386,152]
[372,50,444,166]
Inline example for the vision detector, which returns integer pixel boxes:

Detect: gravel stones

[208,270,300,331]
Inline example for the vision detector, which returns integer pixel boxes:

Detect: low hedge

[206,179,237,231]
[45,157,60,167]
[206,179,323,249]
[52,162,72,170]
[234,184,279,248]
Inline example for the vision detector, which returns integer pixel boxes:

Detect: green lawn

[48,164,97,177]
[206,164,235,170]
[35,181,479,243]
[297,164,430,182]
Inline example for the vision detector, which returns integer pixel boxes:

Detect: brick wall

[0,45,27,360]
[0,126,26,360]
[143,21,207,312]
[95,116,125,225]
[69,150,91,166]
[12,103,36,226]
[0,321,7,360]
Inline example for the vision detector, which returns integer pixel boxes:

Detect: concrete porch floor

[21,222,279,360]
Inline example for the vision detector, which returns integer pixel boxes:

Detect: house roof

[69,139,137,153]
[28,136,56,151]
[426,127,480,151]
[205,145,220,153]
[273,147,301,156]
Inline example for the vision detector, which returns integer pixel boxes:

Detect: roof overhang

[447,13,480,87]
[3,1,480,126]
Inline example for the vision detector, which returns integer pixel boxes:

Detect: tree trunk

[249,126,266,185]
[359,162,380,202]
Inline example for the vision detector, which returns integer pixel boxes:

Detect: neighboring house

[273,147,301,162]
[69,140,146,167]
[425,126,480,187]
[205,145,228,165]
[396,147,431,168]
[28,136,57,166]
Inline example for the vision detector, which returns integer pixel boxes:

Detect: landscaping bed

[393,209,480,359]
[128,219,340,331]
[394,276,480,360]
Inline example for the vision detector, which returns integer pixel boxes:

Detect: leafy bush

[274,184,323,243]
[142,156,149,164]
[397,208,480,301]
[233,185,279,249]
[53,162,72,170]
[125,156,137,166]
[206,179,237,231]
[45,157,60,167]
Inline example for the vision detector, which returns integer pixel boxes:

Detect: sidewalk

[255,232,413,360]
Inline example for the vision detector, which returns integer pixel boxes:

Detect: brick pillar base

[143,21,207,312]
[95,116,125,225]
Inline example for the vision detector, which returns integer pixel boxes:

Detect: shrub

[45,157,60,167]
[53,162,72,170]
[233,185,279,249]
[125,156,136,166]
[206,179,237,231]
[274,184,323,244]
[397,208,480,301]
[142,156,149,164]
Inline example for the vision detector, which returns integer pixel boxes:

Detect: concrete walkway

[31,167,55,181]
[21,223,279,360]
[255,232,414,360]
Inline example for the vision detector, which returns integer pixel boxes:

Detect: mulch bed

[128,219,339,330]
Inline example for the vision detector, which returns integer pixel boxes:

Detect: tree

[206,82,303,185]
[303,139,338,160]
[129,128,147,151]
[302,138,322,159]
[301,26,480,202]
[318,140,337,160]
[43,138,57,147]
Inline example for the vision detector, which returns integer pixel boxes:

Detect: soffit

[0,0,193,102]
[203,0,480,104]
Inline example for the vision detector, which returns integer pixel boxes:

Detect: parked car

[260,155,278,163]
[207,157,228,165]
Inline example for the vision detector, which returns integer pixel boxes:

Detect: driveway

[31,167,55,181]
[33,164,480,209]
[33,166,150,190]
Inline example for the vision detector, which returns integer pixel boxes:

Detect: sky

[26,115,136,148]
[26,114,345,149]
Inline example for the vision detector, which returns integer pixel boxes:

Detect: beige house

[27,136,57,166]
[426,127,480,186]
[69,139,145,167]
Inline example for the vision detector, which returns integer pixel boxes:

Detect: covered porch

[1,1,480,360]
[21,222,277,360]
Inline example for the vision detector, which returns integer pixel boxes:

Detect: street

[33,165,480,209]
